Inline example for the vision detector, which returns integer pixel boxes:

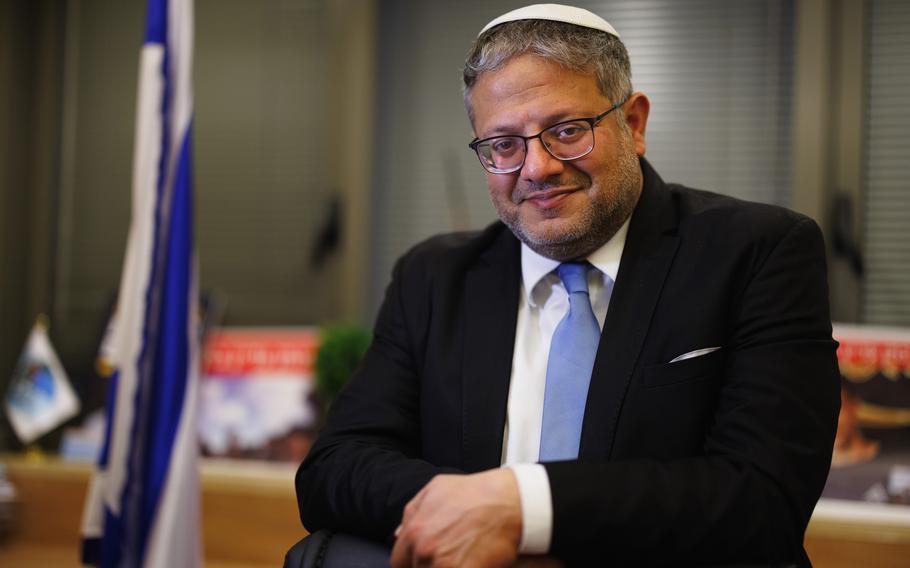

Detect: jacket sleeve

[545,218,841,565]
[295,252,462,544]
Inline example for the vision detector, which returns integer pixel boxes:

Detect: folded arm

[296,252,463,543]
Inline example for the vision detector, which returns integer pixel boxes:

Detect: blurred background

[0,0,908,566]
[3,0,907,436]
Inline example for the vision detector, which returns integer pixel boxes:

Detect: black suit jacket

[296,159,840,566]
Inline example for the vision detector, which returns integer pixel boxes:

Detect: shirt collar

[520,217,630,307]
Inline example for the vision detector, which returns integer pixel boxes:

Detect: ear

[623,92,650,156]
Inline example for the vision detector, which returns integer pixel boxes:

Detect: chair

[283,530,800,567]
[283,530,392,568]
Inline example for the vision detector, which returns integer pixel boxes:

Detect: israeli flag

[80,0,200,566]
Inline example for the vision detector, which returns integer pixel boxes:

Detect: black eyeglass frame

[467,96,630,174]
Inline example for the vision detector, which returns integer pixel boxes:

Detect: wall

[0,0,65,448]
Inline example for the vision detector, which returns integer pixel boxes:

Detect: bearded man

[296,5,840,567]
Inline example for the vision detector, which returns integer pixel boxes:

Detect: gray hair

[462,20,632,123]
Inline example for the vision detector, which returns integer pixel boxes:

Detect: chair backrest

[284,530,392,568]
[283,530,331,568]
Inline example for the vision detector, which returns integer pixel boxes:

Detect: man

[296,5,840,566]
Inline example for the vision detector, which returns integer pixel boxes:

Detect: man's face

[470,54,646,261]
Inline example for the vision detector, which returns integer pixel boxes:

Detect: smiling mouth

[520,188,579,208]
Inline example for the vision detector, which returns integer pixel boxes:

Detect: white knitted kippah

[479,3,620,38]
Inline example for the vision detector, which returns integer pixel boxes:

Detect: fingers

[391,472,522,567]
[397,477,433,544]
[391,520,443,568]
[402,483,429,526]
[393,477,438,568]
[389,527,413,568]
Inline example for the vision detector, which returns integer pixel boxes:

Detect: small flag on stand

[4,318,80,444]
[80,0,200,566]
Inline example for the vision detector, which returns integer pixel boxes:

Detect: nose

[520,138,565,182]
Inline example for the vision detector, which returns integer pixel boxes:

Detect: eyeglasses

[468,97,628,174]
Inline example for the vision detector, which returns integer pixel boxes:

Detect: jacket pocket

[641,348,723,388]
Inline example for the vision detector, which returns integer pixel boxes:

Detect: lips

[520,187,579,209]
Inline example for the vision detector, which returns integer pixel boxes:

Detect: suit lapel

[462,229,521,471]
[579,159,680,460]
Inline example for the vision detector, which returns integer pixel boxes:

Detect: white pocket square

[669,346,722,363]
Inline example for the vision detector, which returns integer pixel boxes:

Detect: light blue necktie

[539,262,602,461]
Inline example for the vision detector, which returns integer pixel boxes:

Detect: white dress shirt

[502,218,629,553]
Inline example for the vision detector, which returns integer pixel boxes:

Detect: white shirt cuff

[507,463,552,554]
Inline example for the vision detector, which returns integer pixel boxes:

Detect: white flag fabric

[4,322,80,444]
[80,0,200,565]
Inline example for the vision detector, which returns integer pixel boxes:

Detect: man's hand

[390,469,523,568]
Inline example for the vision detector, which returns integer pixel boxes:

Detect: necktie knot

[557,262,591,295]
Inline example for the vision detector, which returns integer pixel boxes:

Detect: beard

[493,132,643,262]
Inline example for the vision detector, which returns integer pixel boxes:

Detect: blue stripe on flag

[98,371,119,468]
[101,508,125,566]
[113,33,171,567]
[138,126,194,563]
[144,0,167,44]
[114,0,181,559]
[81,537,100,565]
